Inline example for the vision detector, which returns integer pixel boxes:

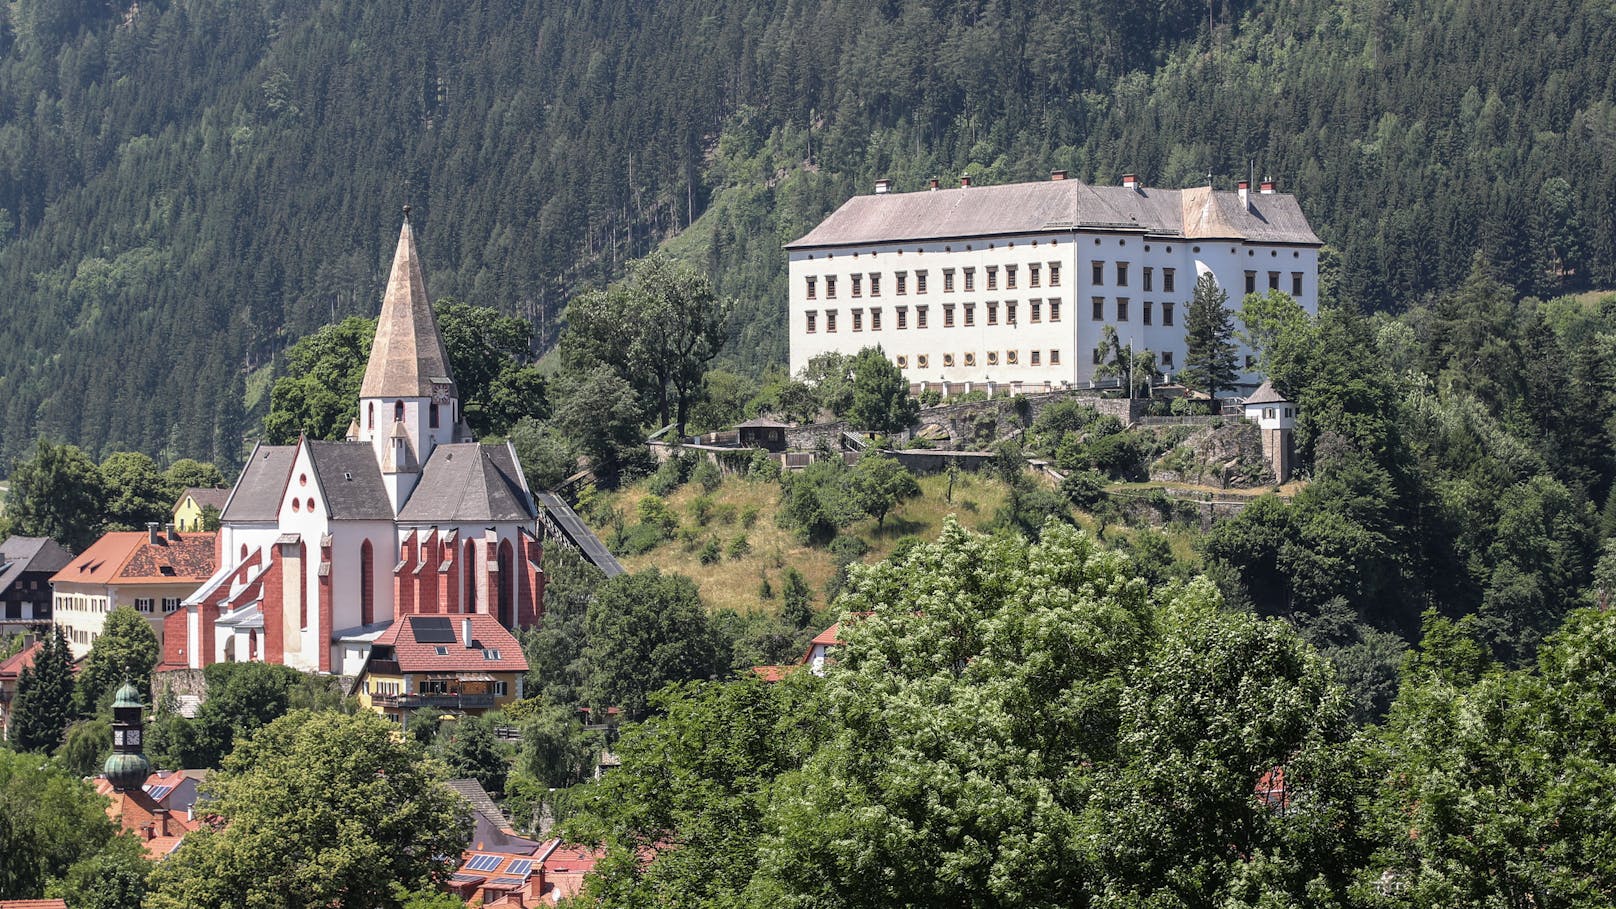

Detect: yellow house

[352,613,527,721]
[172,488,231,533]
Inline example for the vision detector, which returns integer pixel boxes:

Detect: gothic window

[361,540,375,626]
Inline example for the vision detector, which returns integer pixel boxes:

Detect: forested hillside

[0,0,1610,466]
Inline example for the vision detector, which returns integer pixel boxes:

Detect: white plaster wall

[788,195,1319,394]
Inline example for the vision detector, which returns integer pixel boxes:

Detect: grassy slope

[587,471,1012,615]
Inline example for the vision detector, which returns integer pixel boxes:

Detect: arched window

[394,400,404,423]
[368,402,375,430]
[497,540,514,628]
[240,543,248,561]
[464,540,479,614]
[360,540,375,626]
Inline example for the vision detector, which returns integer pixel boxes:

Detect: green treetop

[75,605,161,715]
[11,625,77,753]
[846,346,919,434]
[146,710,469,909]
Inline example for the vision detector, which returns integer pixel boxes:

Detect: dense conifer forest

[0,0,1610,466]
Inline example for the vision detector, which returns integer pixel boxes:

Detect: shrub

[637,494,679,536]
[690,495,714,526]
[617,523,663,556]
[740,506,760,529]
[711,503,737,525]
[728,535,752,559]
[747,448,781,482]
[698,539,722,565]
[692,459,723,493]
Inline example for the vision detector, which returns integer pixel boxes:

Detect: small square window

[1031,350,1041,365]
[1161,350,1175,368]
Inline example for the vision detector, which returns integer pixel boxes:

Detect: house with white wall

[787,172,1321,393]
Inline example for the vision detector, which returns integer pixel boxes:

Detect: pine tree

[12,626,76,753]
[1181,273,1239,402]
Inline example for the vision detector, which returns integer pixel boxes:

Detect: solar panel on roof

[412,617,456,643]
[465,854,502,872]
[450,873,485,883]
[146,784,174,801]
[505,860,533,877]
[491,877,525,887]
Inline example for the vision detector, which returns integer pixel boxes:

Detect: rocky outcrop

[1148,420,1275,488]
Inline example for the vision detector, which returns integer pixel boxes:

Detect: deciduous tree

[146,710,468,909]
[75,605,160,713]
[847,450,919,529]
[583,570,729,719]
[0,747,123,899]
[5,439,106,551]
[846,347,918,433]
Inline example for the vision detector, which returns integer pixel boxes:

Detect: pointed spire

[360,214,457,399]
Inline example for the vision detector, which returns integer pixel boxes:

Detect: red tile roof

[50,531,217,587]
[810,622,842,646]
[373,613,528,674]
[750,665,794,682]
[0,641,41,681]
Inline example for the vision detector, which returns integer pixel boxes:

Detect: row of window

[68,628,98,646]
[805,263,1063,300]
[1087,263,1305,298]
[804,300,1063,334]
[133,597,183,613]
[362,679,511,697]
[55,594,109,613]
[1091,298,1177,325]
[894,350,1064,370]
[1094,348,1178,369]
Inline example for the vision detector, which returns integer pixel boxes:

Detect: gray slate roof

[0,536,73,595]
[786,178,1321,248]
[1244,381,1291,405]
[397,443,537,523]
[221,444,297,522]
[535,492,624,578]
[306,441,395,520]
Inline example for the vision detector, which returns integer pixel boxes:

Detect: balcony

[370,692,496,710]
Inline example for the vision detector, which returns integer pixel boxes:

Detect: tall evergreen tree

[5,439,106,552]
[11,626,76,753]
[1181,273,1239,401]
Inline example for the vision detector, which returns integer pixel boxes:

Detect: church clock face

[128,729,141,747]
[432,385,452,404]
[114,729,125,746]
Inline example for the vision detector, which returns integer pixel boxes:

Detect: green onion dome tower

[103,682,151,792]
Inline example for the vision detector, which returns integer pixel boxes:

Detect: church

[160,215,545,677]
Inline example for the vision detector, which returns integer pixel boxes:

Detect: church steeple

[360,209,457,401]
[359,210,460,515]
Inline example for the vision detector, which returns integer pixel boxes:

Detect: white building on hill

[786,173,1322,391]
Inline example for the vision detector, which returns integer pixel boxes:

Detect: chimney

[873,179,891,194]
[147,522,161,545]
[928,177,939,191]
[155,807,170,837]
[165,523,178,541]
[1238,179,1250,208]
[1122,173,1139,190]
[462,617,473,649]
[959,173,972,188]
[1260,177,1276,194]
[1050,170,1068,181]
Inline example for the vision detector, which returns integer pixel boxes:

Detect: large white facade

[787,175,1322,391]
